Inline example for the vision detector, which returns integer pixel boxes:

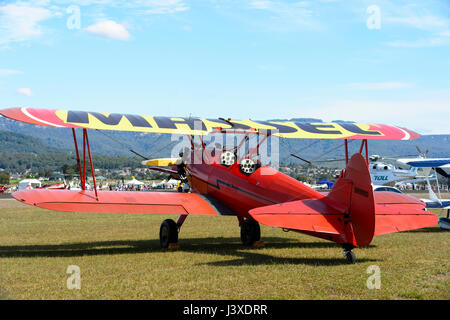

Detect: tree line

[0,152,142,174]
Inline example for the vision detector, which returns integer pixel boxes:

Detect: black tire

[240,219,261,246]
[345,251,356,264]
[160,219,178,248]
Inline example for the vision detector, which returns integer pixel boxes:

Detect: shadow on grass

[0,237,378,266]
[403,226,448,233]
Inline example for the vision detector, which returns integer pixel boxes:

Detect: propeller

[416,146,429,158]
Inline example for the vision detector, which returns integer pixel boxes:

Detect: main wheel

[240,219,261,246]
[160,219,178,248]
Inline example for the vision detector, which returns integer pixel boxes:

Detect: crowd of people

[397,183,449,192]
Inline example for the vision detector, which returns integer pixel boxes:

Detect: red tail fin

[250,153,436,247]
[249,153,376,246]
[323,153,375,246]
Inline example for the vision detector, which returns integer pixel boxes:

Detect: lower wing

[13,189,224,215]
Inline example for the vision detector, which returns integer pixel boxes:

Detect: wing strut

[72,128,84,189]
[344,139,349,165]
[72,128,98,199]
[358,139,369,167]
[84,129,98,199]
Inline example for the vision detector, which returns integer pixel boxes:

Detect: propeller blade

[290,153,312,165]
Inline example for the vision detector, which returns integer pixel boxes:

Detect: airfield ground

[0,195,448,300]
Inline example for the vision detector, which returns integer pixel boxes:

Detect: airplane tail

[323,153,375,247]
[250,153,375,247]
[250,153,436,247]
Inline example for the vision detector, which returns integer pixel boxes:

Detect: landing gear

[240,219,261,246]
[343,250,356,264]
[342,244,356,264]
[159,219,178,248]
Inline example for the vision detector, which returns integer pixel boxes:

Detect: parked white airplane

[397,158,450,208]
[397,157,450,230]
[368,155,430,186]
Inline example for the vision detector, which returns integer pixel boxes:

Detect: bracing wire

[95,130,179,161]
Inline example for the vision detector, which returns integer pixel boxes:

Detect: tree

[0,172,9,184]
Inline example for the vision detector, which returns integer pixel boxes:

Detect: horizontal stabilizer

[249,154,438,247]
[13,189,219,215]
[374,191,426,209]
[374,205,438,235]
[373,191,437,234]
[249,199,345,235]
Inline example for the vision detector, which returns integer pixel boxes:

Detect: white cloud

[85,20,131,40]
[0,69,24,76]
[17,88,33,96]
[379,2,450,48]
[250,1,273,10]
[57,0,189,14]
[386,15,448,32]
[140,0,189,14]
[246,1,321,31]
[346,82,413,90]
[0,2,53,45]
[386,38,447,48]
[0,1,188,46]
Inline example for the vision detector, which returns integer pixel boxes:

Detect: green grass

[0,199,448,300]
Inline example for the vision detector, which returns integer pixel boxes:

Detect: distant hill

[0,116,172,158]
[0,130,67,154]
[279,134,450,164]
[1,116,450,167]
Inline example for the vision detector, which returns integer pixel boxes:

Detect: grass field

[0,198,448,300]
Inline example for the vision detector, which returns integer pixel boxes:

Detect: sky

[0,0,449,134]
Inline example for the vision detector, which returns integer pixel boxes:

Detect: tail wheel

[160,219,178,248]
[343,250,356,264]
[240,219,261,246]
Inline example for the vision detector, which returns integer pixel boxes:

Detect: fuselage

[185,149,325,217]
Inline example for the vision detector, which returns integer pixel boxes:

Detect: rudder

[324,153,375,247]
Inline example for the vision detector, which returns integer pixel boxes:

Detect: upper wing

[12,189,229,215]
[0,107,419,140]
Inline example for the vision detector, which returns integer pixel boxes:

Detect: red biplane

[0,107,438,263]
